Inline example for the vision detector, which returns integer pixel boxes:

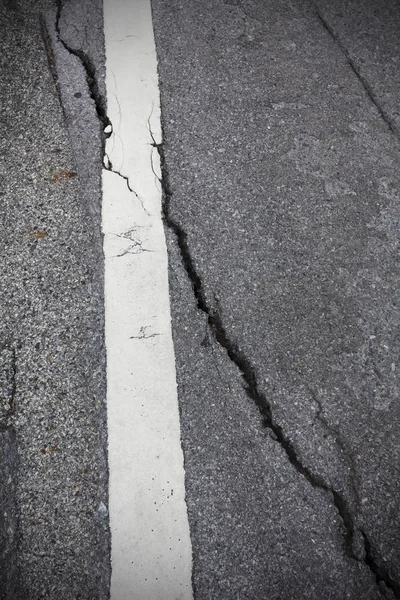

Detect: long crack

[55,0,111,151]
[40,15,65,119]
[52,1,399,595]
[314,8,398,140]
[155,135,399,599]
[362,531,400,598]
[307,385,361,512]
[54,0,149,214]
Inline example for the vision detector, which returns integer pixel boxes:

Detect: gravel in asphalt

[0,0,109,596]
[152,0,400,597]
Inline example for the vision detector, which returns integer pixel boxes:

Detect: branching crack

[147,115,163,187]
[130,327,160,340]
[156,135,399,598]
[308,386,360,511]
[112,245,152,259]
[54,1,150,215]
[51,1,399,594]
[103,154,150,215]
[314,9,398,139]
[106,228,151,257]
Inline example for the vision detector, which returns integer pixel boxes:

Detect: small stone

[97,501,108,519]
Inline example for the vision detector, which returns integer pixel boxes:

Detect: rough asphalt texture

[1,0,400,598]
[0,0,109,597]
[152,0,400,598]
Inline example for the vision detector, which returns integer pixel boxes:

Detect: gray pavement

[0,0,109,597]
[152,0,400,598]
[0,0,399,598]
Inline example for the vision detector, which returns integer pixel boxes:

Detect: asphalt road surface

[1,0,399,598]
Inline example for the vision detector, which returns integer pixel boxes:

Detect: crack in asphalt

[55,0,111,150]
[362,531,400,598]
[51,2,399,596]
[308,386,361,511]
[155,135,398,598]
[103,154,150,215]
[130,327,161,340]
[314,8,398,140]
[40,15,65,120]
[54,0,150,215]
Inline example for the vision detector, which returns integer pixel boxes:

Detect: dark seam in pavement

[154,134,398,599]
[314,9,398,139]
[362,531,400,597]
[155,135,356,546]
[103,153,134,194]
[103,154,150,215]
[51,3,398,594]
[39,15,66,120]
[307,386,360,511]
[55,0,111,154]
[314,11,400,596]
[54,1,150,215]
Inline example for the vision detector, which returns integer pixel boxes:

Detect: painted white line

[102,1,193,598]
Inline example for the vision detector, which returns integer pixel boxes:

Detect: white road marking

[102,1,193,598]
